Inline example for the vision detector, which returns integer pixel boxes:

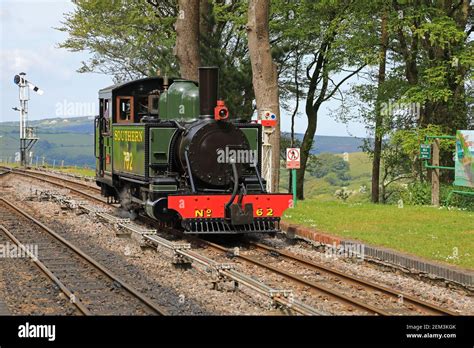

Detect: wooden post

[247,0,281,193]
[431,139,440,206]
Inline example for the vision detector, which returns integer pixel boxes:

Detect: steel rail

[142,232,324,315]
[0,224,91,315]
[8,169,106,203]
[251,242,458,316]
[201,240,390,316]
[17,168,99,191]
[0,197,167,316]
[0,168,12,176]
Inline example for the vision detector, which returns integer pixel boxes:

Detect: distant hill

[0,116,95,134]
[285,132,367,154]
[0,116,95,166]
[0,117,368,166]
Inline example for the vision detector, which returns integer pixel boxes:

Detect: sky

[0,0,368,138]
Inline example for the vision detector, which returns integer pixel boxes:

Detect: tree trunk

[289,47,300,193]
[296,107,317,200]
[295,34,332,200]
[371,10,388,203]
[199,0,210,43]
[175,0,201,81]
[247,0,281,192]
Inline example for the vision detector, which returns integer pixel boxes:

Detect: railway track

[4,167,105,203]
[198,239,390,315]
[199,240,457,316]
[2,167,459,316]
[0,168,12,176]
[0,197,167,315]
[0,229,78,315]
[3,169,323,315]
[250,242,458,315]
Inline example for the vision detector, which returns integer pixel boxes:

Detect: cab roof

[98,76,183,99]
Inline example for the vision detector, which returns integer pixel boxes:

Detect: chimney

[198,67,218,119]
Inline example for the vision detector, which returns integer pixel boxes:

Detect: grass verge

[283,200,474,269]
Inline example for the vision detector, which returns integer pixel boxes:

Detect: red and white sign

[257,110,277,127]
[286,148,300,169]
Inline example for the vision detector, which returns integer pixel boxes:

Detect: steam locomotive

[95,67,292,233]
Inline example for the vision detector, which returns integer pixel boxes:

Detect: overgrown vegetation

[279,148,474,211]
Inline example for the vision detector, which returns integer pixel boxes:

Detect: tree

[392,0,472,132]
[307,153,350,181]
[247,0,280,192]
[339,1,472,199]
[175,0,201,81]
[379,138,412,203]
[290,2,374,199]
[371,7,389,203]
[58,0,255,117]
[57,0,178,82]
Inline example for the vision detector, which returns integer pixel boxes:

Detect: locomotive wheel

[119,184,139,220]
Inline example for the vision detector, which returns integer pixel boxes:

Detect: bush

[308,153,350,180]
[335,187,352,201]
[400,182,431,205]
[325,172,343,186]
[399,182,474,210]
[446,187,474,210]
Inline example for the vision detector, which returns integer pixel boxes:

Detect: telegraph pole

[12,73,43,167]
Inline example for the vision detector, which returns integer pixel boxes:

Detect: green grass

[0,162,20,168]
[344,152,372,178]
[54,166,95,177]
[284,200,474,269]
[0,162,95,177]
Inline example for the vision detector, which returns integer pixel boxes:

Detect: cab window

[103,99,111,134]
[136,96,149,123]
[149,95,160,115]
[116,97,134,123]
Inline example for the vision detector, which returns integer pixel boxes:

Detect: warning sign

[286,148,300,169]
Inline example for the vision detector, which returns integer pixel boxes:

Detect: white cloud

[1,47,73,80]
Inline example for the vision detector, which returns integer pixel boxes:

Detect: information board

[454,130,474,188]
[420,144,431,160]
